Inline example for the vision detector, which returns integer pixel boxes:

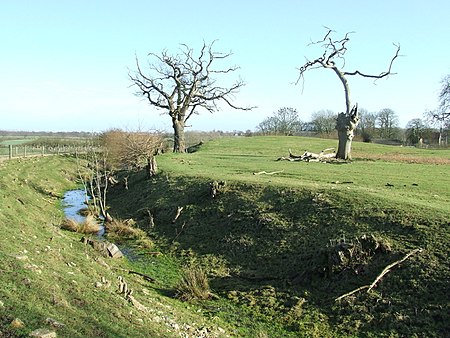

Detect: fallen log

[278,148,336,162]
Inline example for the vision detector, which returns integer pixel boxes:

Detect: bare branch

[344,43,401,79]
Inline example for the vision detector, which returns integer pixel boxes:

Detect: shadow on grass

[107,169,450,337]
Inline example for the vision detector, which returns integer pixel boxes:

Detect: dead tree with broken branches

[297,29,400,160]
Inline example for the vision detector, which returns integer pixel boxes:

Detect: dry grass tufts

[61,218,79,232]
[357,153,450,165]
[105,219,146,240]
[78,215,101,234]
[61,215,101,234]
[176,266,212,301]
[78,207,94,217]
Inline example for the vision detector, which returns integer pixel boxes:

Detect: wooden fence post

[9,145,12,160]
[24,145,27,158]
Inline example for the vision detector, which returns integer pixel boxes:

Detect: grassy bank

[107,136,449,337]
[1,136,449,337]
[0,156,233,337]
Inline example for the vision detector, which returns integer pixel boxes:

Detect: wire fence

[0,144,91,161]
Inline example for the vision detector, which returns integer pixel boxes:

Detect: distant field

[0,137,38,146]
[158,136,450,213]
[0,134,95,159]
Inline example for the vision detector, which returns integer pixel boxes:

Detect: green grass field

[1,136,449,337]
[159,136,450,213]
[108,136,449,337]
[0,156,233,337]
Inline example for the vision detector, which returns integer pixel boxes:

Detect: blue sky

[1,0,449,132]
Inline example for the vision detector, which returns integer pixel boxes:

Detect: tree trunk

[146,156,157,178]
[172,119,186,153]
[336,105,359,160]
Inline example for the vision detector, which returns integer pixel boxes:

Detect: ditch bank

[106,170,450,337]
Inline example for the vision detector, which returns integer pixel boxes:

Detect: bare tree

[405,118,428,146]
[425,74,450,145]
[76,147,112,222]
[377,108,399,139]
[130,41,253,152]
[358,108,377,142]
[297,29,400,159]
[311,109,336,135]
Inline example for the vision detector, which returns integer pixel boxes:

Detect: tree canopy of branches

[377,108,400,139]
[129,41,252,152]
[357,108,377,142]
[297,29,400,159]
[405,118,429,146]
[101,129,163,178]
[256,107,303,135]
[310,109,336,134]
[426,74,450,145]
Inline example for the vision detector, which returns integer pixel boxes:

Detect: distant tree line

[255,106,448,146]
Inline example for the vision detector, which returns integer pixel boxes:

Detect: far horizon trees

[405,118,430,145]
[256,107,303,135]
[377,108,400,139]
[310,109,336,135]
[358,108,377,142]
[129,41,253,152]
[425,74,450,145]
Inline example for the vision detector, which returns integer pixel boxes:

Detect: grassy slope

[107,136,450,337]
[1,137,449,337]
[0,156,232,337]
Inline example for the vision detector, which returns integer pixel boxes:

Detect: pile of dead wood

[277,148,336,162]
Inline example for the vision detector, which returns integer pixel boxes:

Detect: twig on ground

[253,170,284,175]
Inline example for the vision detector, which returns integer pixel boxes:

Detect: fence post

[24,145,27,158]
[42,146,45,156]
[9,145,12,160]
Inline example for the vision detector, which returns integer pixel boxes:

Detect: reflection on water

[62,189,87,223]
[61,189,105,236]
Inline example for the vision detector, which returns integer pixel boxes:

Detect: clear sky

[1,0,449,132]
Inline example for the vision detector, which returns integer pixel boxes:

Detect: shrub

[176,266,211,301]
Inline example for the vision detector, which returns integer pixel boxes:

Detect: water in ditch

[61,189,105,236]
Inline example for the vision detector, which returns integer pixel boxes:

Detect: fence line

[0,144,92,161]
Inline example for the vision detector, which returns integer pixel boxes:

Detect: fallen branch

[367,248,423,292]
[171,206,184,223]
[113,267,157,283]
[138,251,162,256]
[335,285,370,302]
[128,270,157,283]
[253,170,284,175]
[335,248,423,302]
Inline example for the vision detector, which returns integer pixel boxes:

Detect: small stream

[61,189,105,236]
